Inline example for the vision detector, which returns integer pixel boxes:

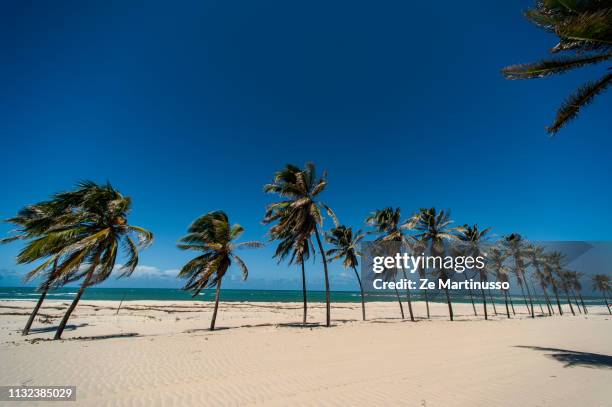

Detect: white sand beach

[1,300,611,406]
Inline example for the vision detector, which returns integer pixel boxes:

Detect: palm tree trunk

[509,294,516,315]
[423,290,430,319]
[301,259,308,325]
[522,271,535,318]
[464,271,477,316]
[54,265,96,340]
[400,266,414,322]
[537,295,545,315]
[314,226,331,327]
[572,292,581,314]
[603,292,611,315]
[210,277,223,330]
[351,266,366,321]
[542,288,553,315]
[480,288,488,320]
[503,290,510,318]
[394,284,405,319]
[553,287,563,315]
[518,282,530,316]
[565,290,575,316]
[488,288,498,316]
[578,293,587,314]
[22,286,49,336]
[444,285,454,321]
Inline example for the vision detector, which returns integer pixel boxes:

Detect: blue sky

[1,1,610,290]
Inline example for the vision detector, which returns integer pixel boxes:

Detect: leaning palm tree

[178,211,262,330]
[526,244,550,315]
[502,0,612,134]
[366,207,415,321]
[592,274,611,314]
[503,234,535,318]
[544,252,565,315]
[456,224,492,320]
[410,238,431,319]
[488,247,511,318]
[1,202,74,335]
[326,225,367,320]
[264,163,337,327]
[532,263,554,316]
[17,181,154,340]
[570,271,588,314]
[407,208,457,321]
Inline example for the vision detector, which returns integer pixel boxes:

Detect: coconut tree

[178,211,262,330]
[411,238,431,319]
[544,252,564,315]
[503,234,535,318]
[526,244,550,316]
[502,0,612,134]
[16,181,154,340]
[456,224,492,320]
[592,274,611,314]
[488,247,511,319]
[326,225,367,321]
[1,202,75,335]
[407,208,457,321]
[366,207,415,321]
[264,163,337,327]
[570,271,588,314]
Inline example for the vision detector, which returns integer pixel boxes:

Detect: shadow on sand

[29,323,89,334]
[516,346,612,369]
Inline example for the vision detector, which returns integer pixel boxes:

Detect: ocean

[0,286,605,305]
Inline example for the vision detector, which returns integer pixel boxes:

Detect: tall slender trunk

[553,287,563,315]
[572,292,581,314]
[301,259,308,325]
[444,285,454,321]
[210,277,223,330]
[400,266,414,322]
[351,266,366,321]
[314,226,331,327]
[423,290,430,319]
[578,293,587,314]
[394,284,405,319]
[488,288,498,316]
[603,292,611,315]
[521,271,535,318]
[464,271,477,316]
[503,290,511,318]
[54,263,97,340]
[22,286,49,336]
[480,288,488,320]
[564,289,575,316]
[509,295,516,315]
[542,287,553,316]
[518,282,530,315]
[537,295,545,315]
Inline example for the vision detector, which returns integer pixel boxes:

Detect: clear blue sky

[1,1,610,289]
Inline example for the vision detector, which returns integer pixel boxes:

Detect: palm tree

[407,208,457,321]
[178,211,262,330]
[570,271,588,314]
[502,0,612,134]
[411,238,431,319]
[264,163,337,327]
[17,181,154,340]
[544,252,564,315]
[456,224,491,320]
[526,244,550,316]
[503,234,535,318]
[1,202,72,335]
[592,274,611,315]
[366,207,415,321]
[326,226,367,321]
[488,247,511,318]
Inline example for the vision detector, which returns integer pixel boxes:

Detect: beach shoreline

[1,300,610,406]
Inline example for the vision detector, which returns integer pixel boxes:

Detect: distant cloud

[114,264,179,279]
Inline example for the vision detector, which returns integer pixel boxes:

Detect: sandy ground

[0,299,611,407]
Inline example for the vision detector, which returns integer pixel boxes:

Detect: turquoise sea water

[0,286,605,305]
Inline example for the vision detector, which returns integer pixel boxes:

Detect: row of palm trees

[2,164,612,338]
